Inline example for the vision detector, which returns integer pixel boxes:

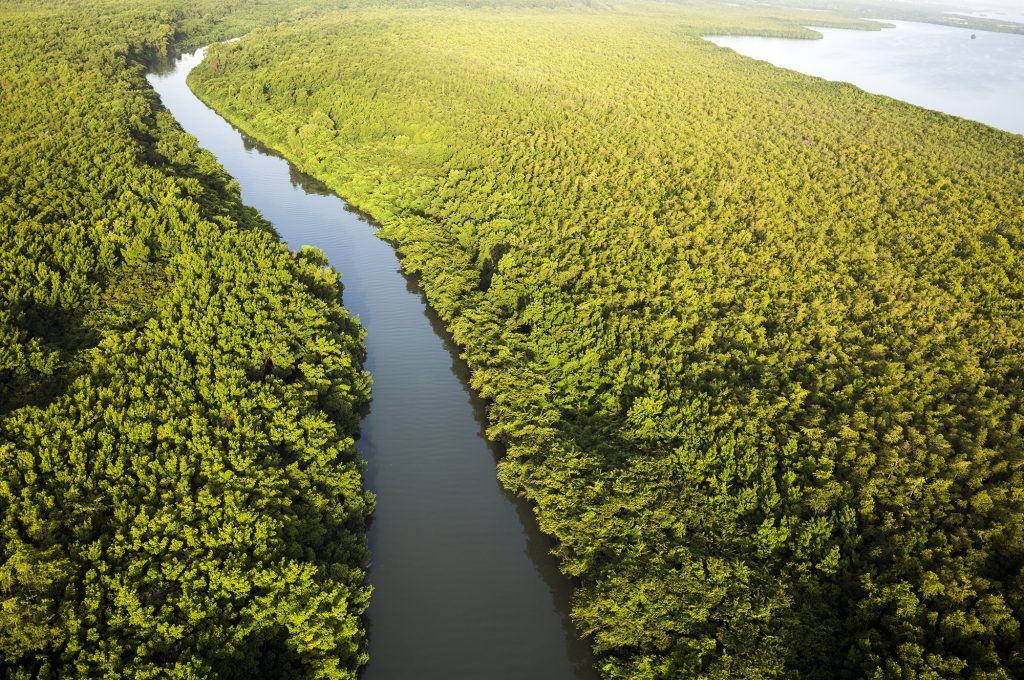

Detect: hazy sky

[943,0,1024,11]
[825,0,1024,19]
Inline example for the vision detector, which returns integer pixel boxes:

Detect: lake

[707,20,1024,136]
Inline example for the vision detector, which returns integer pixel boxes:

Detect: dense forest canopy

[190,3,1024,678]
[0,1,375,677]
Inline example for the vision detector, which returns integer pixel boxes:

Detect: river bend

[148,47,597,680]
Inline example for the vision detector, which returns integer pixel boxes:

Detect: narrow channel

[148,48,597,680]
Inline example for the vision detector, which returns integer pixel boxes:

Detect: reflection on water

[708,20,1024,135]
[148,47,598,680]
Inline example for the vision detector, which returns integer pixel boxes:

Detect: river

[708,20,1024,136]
[148,48,597,680]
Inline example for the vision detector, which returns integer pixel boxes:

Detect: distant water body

[708,21,1024,136]
[945,10,1024,26]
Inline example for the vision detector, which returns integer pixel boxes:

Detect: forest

[2,0,1023,678]
[0,0,375,677]
[189,3,1024,679]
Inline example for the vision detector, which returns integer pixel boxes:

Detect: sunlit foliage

[191,4,1024,677]
[0,1,373,677]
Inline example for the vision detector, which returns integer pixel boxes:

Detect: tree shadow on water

[400,271,600,679]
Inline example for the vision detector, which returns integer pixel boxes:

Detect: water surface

[708,21,1024,135]
[148,48,597,680]
[944,9,1024,26]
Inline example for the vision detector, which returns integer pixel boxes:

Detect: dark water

[708,20,1024,135]
[148,48,597,680]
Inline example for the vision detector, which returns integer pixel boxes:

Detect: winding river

[148,48,597,680]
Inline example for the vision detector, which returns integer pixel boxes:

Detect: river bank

[148,46,597,680]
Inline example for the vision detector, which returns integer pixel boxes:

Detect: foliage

[0,1,373,677]
[190,3,1024,678]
